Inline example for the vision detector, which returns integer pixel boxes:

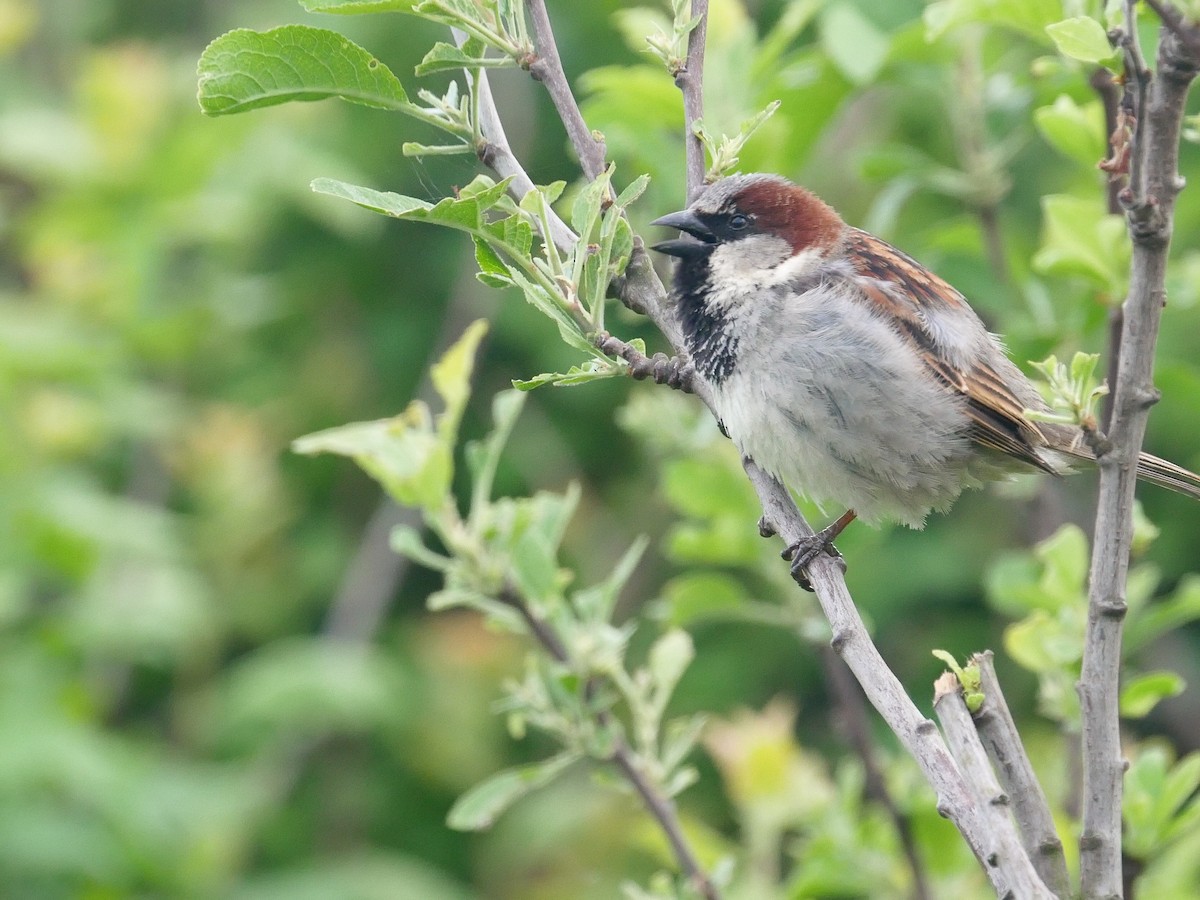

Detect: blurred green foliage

[6,0,1200,896]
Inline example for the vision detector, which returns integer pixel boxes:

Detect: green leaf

[1035,95,1105,165]
[197,26,410,116]
[416,41,514,76]
[431,318,488,443]
[1004,610,1083,674]
[571,536,649,625]
[312,174,511,225]
[389,525,452,572]
[1046,16,1116,64]
[447,753,580,830]
[820,4,889,85]
[292,321,487,510]
[1127,575,1200,653]
[512,359,625,390]
[658,572,745,626]
[300,0,418,12]
[1033,194,1129,297]
[648,629,694,701]
[507,270,594,355]
[474,236,513,288]
[615,174,651,209]
[1121,672,1186,718]
[467,389,527,518]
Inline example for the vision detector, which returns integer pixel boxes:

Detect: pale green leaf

[648,629,694,700]
[447,753,580,830]
[197,26,410,116]
[1046,16,1117,64]
[820,4,889,85]
[1035,95,1105,165]
[1121,672,1186,718]
[416,41,515,76]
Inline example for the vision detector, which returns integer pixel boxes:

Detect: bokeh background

[5,0,1200,896]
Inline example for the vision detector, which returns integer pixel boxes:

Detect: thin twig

[820,648,931,900]
[525,0,607,180]
[494,586,719,900]
[973,653,1071,898]
[678,0,709,200]
[1079,4,1200,897]
[933,677,1055,899]
[1092,65,1124,434]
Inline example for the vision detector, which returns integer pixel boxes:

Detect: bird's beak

[650,209,716,258]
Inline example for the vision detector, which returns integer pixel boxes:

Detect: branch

[525,0,607,180]
[1079,5,1200,897]
[677,0,709,200]
[493,587,719,900]
[747,462,1018,895]
[933,677,1055,899]
[973,653,1071,898]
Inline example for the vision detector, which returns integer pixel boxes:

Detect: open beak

[650,209,716,258]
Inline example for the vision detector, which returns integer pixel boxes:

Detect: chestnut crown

[651,174,845,259]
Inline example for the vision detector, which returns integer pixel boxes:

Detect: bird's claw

[782,533,846,592]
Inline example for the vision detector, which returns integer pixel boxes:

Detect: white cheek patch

[704,237,828,313]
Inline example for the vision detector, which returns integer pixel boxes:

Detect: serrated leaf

[447,753,580,830]
[1046,16,1116,64]
[511,361,624,390]
[615,174,651,209]
[571,535,648,625]
[197,26,410,116]
[300,0,418,12]
[1121,671,1186,718]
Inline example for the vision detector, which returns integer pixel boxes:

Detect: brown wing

[845,229,1056,473]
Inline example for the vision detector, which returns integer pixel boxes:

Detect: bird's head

[651,174,846,281]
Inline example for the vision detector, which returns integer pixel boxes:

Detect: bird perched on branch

[651,173,1200,572]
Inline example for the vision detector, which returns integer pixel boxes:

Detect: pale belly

[710,309,978,528]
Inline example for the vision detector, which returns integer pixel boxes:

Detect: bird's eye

[729,214,750,230]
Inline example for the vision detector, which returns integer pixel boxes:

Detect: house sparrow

[651,173,1200,569]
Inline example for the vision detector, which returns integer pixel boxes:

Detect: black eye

[729,214,750,230]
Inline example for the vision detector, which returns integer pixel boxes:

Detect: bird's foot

[780,509,856,592]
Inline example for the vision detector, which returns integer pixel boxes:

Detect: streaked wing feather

[846,230,1055,473]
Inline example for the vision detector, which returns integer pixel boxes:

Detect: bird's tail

[1137,452,1200,500]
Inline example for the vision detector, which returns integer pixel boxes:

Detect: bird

[649,173,1200,573]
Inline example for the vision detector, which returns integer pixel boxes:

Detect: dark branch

[1080,4,1200,895]
[677,0,709,200]
[494,584,719,900]
[526,0,607,180]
